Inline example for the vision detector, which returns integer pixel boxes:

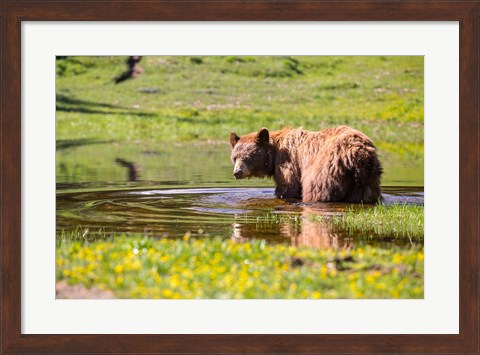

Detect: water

[57,185,423,249]
[57,141,423,249]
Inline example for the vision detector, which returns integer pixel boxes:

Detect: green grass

[56,234,423,299]
[310,203,424,240]
[56,56,424,158]
[242,212,303,224]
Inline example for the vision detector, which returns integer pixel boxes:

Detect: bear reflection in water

[231,207,353,250]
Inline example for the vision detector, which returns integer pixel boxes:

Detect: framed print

[1,1,479,354]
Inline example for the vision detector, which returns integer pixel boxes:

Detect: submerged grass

[56,234,423,299]
[242,212,303,224]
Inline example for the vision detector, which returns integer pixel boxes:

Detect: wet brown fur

[230,126,383,203]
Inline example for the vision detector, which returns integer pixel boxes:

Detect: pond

[57,141,424,249]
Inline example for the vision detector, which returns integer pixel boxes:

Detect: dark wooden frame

[1,1,478,354]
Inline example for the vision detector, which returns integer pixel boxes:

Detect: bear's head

[229,127,275,179]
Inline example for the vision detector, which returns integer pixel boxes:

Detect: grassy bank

[56,234,423,299]
[336,204,424,239]
[310,203,424,240]
[56,56,423,159]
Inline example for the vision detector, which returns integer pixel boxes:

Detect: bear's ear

[256,128,269,145]
[230,132,240,149]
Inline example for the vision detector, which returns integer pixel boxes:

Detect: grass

[338,203,424,239]
[56,56,424,158]
[310,204,424,240]
[242,212,303,224]
[56,233,423,299]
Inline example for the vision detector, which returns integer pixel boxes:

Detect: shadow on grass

[56,138,116,151]
[56,94,156,117]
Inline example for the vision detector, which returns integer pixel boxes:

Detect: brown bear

[229,126,382,203]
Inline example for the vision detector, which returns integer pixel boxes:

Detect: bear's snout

[233,170,243,179]
[233,160,250,179]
